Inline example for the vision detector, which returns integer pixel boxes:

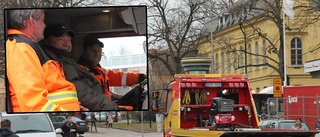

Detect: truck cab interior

[44,6,147,61]
[5,6,147,113]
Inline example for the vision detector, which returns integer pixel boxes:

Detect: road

[57,127,163,137]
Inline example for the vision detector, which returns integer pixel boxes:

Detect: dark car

[50,116,89,134]
[260,119,311,130]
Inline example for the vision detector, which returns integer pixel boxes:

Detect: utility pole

[211,31,214,74]
[244,41,248,74]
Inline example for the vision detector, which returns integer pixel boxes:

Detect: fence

[265,96,320,130]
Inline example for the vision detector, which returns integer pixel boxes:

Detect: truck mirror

[164,112,168,117]
[152,99,158,112]
[152,91,159,99]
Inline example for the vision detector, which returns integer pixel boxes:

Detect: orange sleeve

[104,68,140,86]
[7,40,61,112]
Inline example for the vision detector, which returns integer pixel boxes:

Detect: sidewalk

[85,127,162,137]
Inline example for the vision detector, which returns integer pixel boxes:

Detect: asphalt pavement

[57,127,163,137]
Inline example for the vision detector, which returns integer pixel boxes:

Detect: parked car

[260,119,311,130]
[50,115,89,134]
[86,111,122,122]
[0,112,58,137]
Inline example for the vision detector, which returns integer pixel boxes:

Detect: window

[215,53,219,73]
[233,52,237,73]
[263,40,267,67]
[227,51,231,73]
[221,52,225,73]
[255,42,259,70]
[248,44,252,71]
[290,37,302,66]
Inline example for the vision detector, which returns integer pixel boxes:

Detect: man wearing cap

[6,9,80,112]
[78,35,147,110]
[40,23,118,110]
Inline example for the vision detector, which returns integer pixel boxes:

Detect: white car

[0,112,60,137]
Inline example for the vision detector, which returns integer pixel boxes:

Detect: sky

[99,36,146,57]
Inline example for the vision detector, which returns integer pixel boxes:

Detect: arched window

[215,53,219,73]
[221,52,225,73]
[255,42,259,70]
[263,40,267,67]
[248,44,252,71]
[290,38,302,66]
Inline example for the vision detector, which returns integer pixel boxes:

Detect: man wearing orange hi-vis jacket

[5,9,81,112]
[78,35,147,110]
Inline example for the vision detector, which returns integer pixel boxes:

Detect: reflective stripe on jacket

[96,66,140,99]
[6,29,80,112]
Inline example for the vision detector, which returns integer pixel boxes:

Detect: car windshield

[279,122,310,130]
[3,115,54,133]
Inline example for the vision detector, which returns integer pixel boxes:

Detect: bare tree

[147,0,220,76]
[117,45,131,55]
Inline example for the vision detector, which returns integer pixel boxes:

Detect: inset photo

[5,6,148,113]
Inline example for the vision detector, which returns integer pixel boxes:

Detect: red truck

[152,74,319,137]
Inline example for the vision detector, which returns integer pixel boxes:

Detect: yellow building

[199,0,320,93]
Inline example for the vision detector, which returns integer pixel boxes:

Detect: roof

[202,0,268,34]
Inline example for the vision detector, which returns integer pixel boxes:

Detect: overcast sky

[99,36,146,57]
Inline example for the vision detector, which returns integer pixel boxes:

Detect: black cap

[83,35,104,50]
[44,23,75,39]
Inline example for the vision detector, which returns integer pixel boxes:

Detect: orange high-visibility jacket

[6,29,80,112]
[94,66,140,99]
[78,61,143,100]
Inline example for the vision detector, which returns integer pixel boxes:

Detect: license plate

[79,123,85,126]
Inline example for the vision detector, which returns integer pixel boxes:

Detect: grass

[95,121,158,133]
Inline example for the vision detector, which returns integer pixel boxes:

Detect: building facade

[199,0,320,93]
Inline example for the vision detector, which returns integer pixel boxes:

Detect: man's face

[82,43,102,66]
[47,33,72,52]
[32,10,46,42]
[66,116,71,122]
